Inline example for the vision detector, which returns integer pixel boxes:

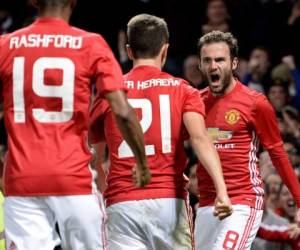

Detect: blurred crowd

[1,0,300,249]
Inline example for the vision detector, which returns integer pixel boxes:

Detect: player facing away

[195,30,300,250]
[0,0,150,249]
[89,14,232,250]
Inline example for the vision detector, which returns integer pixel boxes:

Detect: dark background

[2,0,300,65]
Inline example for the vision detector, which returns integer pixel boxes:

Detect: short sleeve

[181,84,206,140]
[251,94,283,149]
[182,85,205,117]
[89,96,110,144]
[89,35,127,97]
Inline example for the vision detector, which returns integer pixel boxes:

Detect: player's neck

[211,77,237,97]
[39,9,71,22]
[133,58,162,70]
[224,78,237,95]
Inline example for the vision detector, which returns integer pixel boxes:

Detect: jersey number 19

[13,57,75,123]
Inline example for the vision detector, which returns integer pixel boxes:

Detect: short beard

[208,71,232,96]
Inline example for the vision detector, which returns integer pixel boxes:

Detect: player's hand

[132,164,151,187]
[287,223,300,239]
[295,208,300,227]
[213,195,233,220]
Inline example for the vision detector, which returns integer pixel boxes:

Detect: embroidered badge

[225,109,240,124]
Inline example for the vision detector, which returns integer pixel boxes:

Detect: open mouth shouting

[209,73,221,87]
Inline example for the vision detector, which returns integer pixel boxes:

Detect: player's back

[0,18,113,196]
[90,65,204,206]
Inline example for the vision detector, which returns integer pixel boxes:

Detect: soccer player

[89,14,232,250]
[0,0,150,249]
[195,30,300,250]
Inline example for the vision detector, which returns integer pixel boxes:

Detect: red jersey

[89,65,205,206]
[0,17,125,196]
[198,81,300,209]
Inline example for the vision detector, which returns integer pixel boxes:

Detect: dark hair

[198,30,238,59]
[35,0,71,10]
[127,14,169,59]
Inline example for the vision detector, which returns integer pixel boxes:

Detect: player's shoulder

[160,71,184,81]
[0,25,31,42]
[0,34,6,45]
[200,86,210,96]
[0,25,34,52]
[162,73,199,94]
[199,86,210,100]
[236,82,272,113]
[239,82,267,102]
[125,67,190,86]
[123,72,130,80]
[160,72,192,87]
[71,28,106,44]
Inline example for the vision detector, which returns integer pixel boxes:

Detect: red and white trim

[95,191,108,250]
[184,192,195,250]
[248,131,264,210]
[238,207,257,250]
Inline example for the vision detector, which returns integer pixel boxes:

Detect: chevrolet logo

[208,128,233,142]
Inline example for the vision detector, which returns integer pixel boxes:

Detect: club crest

[225,109,240,124]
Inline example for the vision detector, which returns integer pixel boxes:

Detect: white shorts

[194,205,263,250]
[4,193,107,250]
[107,198,193,250]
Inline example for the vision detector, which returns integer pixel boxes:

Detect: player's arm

[183,111,232,220]
[105,90,151,187]
[252,95,300,226]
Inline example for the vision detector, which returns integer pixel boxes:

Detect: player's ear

[126,44,134,60]
[161,43,169,57]
[161,43,169,67]
[232,57,238,70]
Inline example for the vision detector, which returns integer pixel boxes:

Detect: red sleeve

[89,96,110,144]
[182,84,205,117]
[89,35,127,97]
[257,224,290,242]
[251,95,300,207]
[182,84,206,140]
[251,94,282,149]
